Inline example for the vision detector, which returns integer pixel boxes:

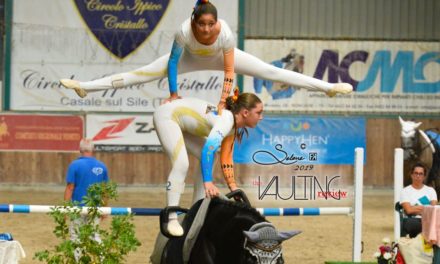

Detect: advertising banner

[234,116,366,165]
[10,0,238,111]
[235,116,366,207]
[0,114,83,151]
[245,40,440,114]
[86,114,161,152]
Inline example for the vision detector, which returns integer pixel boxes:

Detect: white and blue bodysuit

[73,18,343,96]
[153,97,237,208]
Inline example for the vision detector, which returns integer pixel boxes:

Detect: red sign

[0,114,84,151]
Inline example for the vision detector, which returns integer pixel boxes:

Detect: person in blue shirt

[64,139,109,205]
[63,138,109,260]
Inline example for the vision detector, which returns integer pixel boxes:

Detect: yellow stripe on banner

[130,68,167,77]
[171,136,184,164]
[171,107,210,137]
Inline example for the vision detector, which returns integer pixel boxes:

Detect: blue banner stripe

[263,208,281,216]
[303,208,320,215]
[234,117,366,165]
[0,204,10,212]
[13,205,30,213]
[110,208,129,215]
[283,208,300,216]
[132,208,162,216]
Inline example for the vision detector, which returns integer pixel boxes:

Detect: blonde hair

[79,138,94,153]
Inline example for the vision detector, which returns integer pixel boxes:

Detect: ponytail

[225,89,262,143]
[194,0,209,8]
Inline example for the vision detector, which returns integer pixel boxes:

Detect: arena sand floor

[0,187,394,263]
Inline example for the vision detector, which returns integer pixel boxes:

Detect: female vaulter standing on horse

[60,0,353,113]
[153,91,263,237]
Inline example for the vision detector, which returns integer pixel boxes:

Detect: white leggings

[153,114,206,209]
[79,48,334,92]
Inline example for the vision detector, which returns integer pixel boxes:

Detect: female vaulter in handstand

[60,0,352,114]
[153,91,263,236]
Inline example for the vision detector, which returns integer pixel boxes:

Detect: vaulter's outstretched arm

[201,136,222,183]
[220,135,237,191]
[218,49,234,114]
[200,112,234,197]
[167,40,184,100]
[200,135,221,198]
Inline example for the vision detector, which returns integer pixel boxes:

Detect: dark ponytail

[225,92,262,143]
[225,92,262,114]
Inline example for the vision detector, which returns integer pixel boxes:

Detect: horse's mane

[209,197,266,223]
[401,124,440,195]
[198,197,268,263]
[163,198,271,264]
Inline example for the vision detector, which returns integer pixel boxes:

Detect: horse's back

[189,198,266,263]
[161,199,204,264]
[161,197,271,264]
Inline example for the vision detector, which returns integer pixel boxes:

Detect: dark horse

[399,117,440,196]
[157,193,299,264]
